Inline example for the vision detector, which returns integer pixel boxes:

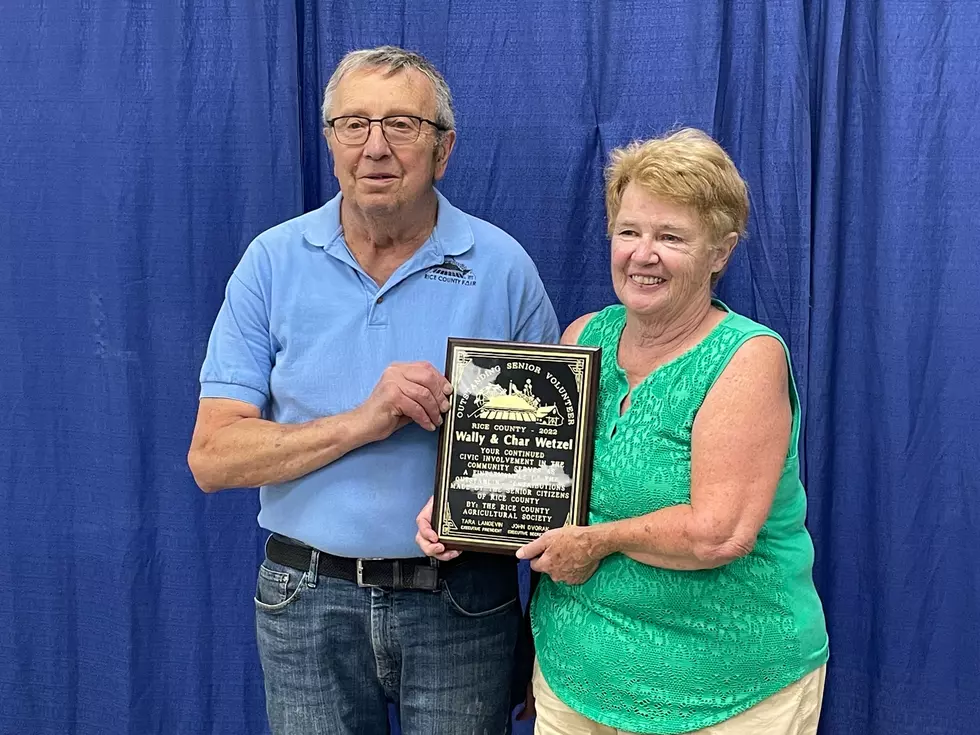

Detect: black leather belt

[265,535,455,591]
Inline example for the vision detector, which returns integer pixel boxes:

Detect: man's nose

[363,122,391,158]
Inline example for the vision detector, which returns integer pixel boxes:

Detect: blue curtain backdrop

[1,1,977,734]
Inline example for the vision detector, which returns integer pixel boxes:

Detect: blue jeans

[254,541,523,735]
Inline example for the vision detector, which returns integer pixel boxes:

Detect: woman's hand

[414,496,461,561]
[516,526,606,584]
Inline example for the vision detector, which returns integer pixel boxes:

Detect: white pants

[532,660,827,735]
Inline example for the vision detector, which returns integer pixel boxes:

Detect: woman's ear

[712,232,739,274]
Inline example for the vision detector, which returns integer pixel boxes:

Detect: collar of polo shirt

[301,187,475,261]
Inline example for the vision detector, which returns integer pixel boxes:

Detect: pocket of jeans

[254,561,305,613]
[440,558,519,618]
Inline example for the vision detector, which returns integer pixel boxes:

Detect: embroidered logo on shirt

[424,257,476,286]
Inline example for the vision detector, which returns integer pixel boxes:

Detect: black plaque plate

[432,338,600,554]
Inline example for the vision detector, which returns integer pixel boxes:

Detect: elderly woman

[514,129,830,734]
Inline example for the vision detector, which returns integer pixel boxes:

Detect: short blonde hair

[604,128,749,244]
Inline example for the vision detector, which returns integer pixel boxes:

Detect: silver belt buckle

[356,558,384,587]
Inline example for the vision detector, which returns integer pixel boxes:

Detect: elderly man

[187,46,558,734]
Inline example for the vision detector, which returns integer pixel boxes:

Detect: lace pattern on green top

[530,302,828,734]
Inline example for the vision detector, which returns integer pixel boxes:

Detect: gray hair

[321,46,455,134]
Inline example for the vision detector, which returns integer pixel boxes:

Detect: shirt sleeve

[513,272,561,345]
[198,241,275,412]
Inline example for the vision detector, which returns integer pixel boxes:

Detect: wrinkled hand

[516,526,603,585]
[415,495,461,561]
[355,361,453,442]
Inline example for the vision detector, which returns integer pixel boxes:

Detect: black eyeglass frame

[325,115,450,145]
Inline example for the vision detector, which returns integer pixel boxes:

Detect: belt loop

[306,548,320,589]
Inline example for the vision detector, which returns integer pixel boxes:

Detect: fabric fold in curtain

[805,1,980,732]
[0,2,302,733]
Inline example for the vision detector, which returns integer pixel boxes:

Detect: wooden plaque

[432,338,600,554]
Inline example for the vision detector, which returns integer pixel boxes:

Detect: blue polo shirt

[199,189,560,558]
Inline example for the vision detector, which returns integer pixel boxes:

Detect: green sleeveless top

[530,302,829,734]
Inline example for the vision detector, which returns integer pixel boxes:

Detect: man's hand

[354,361,453,442]
[516,526,605,585]
[415,496,461,561]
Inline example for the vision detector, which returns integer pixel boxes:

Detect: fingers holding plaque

[432,338,600,554]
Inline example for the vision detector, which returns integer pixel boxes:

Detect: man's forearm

[189,409,374,492]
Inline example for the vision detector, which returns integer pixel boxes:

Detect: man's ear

[433,130,457,181]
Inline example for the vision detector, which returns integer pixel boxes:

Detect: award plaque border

[431,337,601,554]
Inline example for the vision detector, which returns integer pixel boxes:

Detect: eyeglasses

[326,115,448,146]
